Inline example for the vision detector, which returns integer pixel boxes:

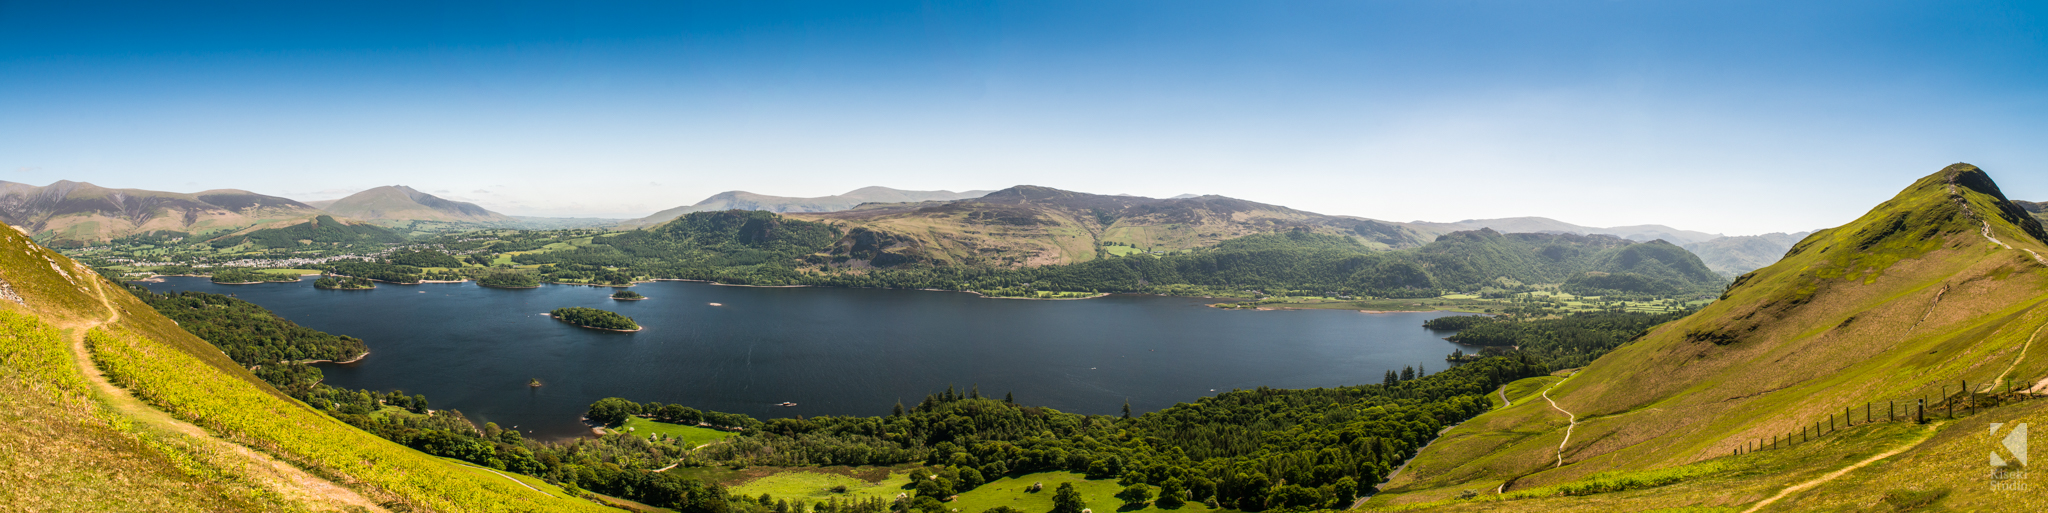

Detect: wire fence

[1731,373,2047,456]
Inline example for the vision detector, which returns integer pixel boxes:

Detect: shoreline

[300,350,370,365]
[550,314,642,332]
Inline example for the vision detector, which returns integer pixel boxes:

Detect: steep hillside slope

[320,186,513,225]
[790,185,1431,267]
[619,186,991,228]
[1369,164,2048,508]
[0,180,321,245]
[0,224,608,510]
[1402,217,1723,246]
[1683,231,1811,275]
[2020,199,2044,223]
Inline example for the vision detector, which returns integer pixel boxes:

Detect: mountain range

[616,186,993,229]
[0,180,318,245]
[0,178,1940,276]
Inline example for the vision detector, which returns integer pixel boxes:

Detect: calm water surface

[149,277,1470,440]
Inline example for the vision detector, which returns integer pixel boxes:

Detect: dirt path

[72,276,388,512]
[1951,183,2048,267]
[1498,385,1511,408]
[1542,374,1579,468]
[1739,425,1936,513]
[1991,317,2048,392]
[450,459,555,496]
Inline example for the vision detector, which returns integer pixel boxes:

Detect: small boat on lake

[709,302,724,306]
[774,402,796,407]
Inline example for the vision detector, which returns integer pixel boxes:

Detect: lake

[147,277,1472,440]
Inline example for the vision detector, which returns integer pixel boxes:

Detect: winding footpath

[1541,373,1580,469]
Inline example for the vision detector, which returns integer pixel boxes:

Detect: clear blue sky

[3,1,2043,234]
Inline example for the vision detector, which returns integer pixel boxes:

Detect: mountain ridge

[1368,163,2048,510]
[0,180,321,244]
[619,186,993,228]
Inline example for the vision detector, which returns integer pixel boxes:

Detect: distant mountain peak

[320,185,507,224]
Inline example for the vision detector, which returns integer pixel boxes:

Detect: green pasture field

[617,416,740,447]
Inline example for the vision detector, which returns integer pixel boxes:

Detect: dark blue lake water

[147,277,1470,440]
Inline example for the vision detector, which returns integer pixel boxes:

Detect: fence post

[1889,400,1894,422]
[1847,406,1853,427]
[1866,403,1871,424]
[1916,399,1925,423]
[1829,413,1835,431]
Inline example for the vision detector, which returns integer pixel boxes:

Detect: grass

[727,467,916,503]
[618,416,740,447]
[951,471,1222,513]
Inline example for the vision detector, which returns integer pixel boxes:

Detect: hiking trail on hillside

[73,275,389,512]
[1738,425,1937,513]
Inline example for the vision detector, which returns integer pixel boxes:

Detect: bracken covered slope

[1369,163,2048,509]
[0,222,608,511]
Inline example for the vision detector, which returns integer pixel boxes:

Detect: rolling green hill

[0,216,610,510]
[1365,163,2048,511]
[206,214,408,249]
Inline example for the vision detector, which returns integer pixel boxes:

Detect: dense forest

[209,267,300,284]
[552,306,640,331]
[477,271,541,288]
[385,249,465,268]
[126,284,366,365]
[313,275,375,289]
[585,354,1548,511]
[1430,310,1689,369]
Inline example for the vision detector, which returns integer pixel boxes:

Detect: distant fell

[1402,216,1724,245]
[1682,231,1812,275]
[790,185,1431,267]
[0,180,319,244]
[318,185,510,225]
[619,186,992,228]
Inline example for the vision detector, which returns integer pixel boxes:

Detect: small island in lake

[529,378,543,388]
[610,290,646,300]
[314,276,376,290]
[478,272,542,289]
[550,306,641,332]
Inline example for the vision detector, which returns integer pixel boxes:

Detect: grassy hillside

[0,221,611,510]
[0,180,322,245]
[1366,163,2048,509]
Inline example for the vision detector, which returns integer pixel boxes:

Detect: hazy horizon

[4,1,2043,234]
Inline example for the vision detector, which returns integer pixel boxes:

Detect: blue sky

[3,1,2043,234]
